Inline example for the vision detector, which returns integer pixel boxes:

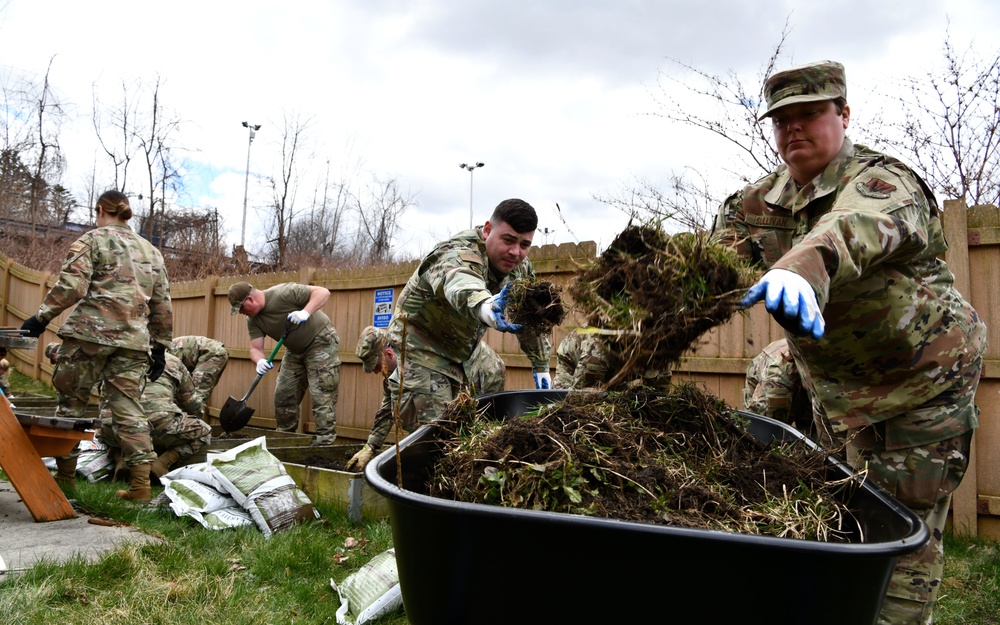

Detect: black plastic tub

[366,390,930,625]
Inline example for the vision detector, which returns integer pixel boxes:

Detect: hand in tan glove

[345,444,376,472]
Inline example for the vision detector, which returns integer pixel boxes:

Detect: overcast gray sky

[2,0,997,258]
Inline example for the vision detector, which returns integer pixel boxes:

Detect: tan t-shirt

[246,283,332,353]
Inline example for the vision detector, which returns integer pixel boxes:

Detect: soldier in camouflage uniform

[386,199,551,431]
[168,335,229,416]
[711,61,987,625]
[230,281,340,445]
[554,328,670,390]
[20,190,172,502]
[742,338,817,438]
[346,325,506,472]
[99,351,211,480]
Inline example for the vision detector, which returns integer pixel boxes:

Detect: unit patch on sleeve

[856,177,897,199]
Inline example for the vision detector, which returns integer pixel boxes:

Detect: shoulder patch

[459,251,485,265]
[856,177,897,199]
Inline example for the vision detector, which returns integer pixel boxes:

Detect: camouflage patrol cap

[759,60,847,121]
[355,326,387,373]
[44,342,60,364]
[228,282,253,314]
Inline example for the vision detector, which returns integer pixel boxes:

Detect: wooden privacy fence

[2,201,998,537]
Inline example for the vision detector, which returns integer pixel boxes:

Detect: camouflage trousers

[100,410,211,462]
[846,361,981,625]
[464,341,506,395]
[52,337,153,466]
[274,325,340,444]
[391,361,462,431]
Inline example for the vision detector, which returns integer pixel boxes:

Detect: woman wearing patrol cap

[712,60,986,624]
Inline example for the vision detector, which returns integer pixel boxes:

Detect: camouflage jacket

[554,329,670,390]
[140,352,202,417]
[38,222,173,351]
[366,371,396,449]
[388,227,550,380]
[169,335,229,405]
[712,139,987,437]
[743,339,813,429]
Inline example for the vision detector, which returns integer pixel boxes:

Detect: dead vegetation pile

[430,384,855,541]
[567,225,755,388]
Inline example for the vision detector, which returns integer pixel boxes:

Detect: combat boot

[115,463,152,501]
[150,449,182,480]
[54,455,78,488]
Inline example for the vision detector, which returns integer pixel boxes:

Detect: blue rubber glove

[533,372,552,389]
[478,283,523,334]
[742,269,825,340]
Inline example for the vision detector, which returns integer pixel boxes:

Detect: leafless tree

[649,20,792,188]
[877,30,1000,206]
[263,112,313,268]
[595,167,719,232]
[133,76,184,243]
[353,174,415,264]
[92,76,186,245]
[0,58,67,229]
[26,58,67,232]
[92,79,141,192]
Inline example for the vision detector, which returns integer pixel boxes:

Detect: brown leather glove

[345,444,376,472]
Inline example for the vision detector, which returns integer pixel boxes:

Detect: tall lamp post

[459,161,484,228]
[240,121,262,248]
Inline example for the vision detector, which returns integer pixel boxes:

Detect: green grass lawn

[4,375,999,624]
[0,477,409,625]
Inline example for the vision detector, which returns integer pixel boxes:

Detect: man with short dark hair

[229,281,341,446]
[712,60,987,624]
[386,198,551,430]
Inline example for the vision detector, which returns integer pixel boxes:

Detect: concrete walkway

[0,479,159,575]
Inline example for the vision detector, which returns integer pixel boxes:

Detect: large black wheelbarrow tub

[366,390,929,625]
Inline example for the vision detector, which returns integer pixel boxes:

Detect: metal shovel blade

[219,395,255,432]
[217,326,294,433]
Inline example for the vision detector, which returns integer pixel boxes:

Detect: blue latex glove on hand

[478,283,523,334]
[533,372,552,389]
[741,269,825,340]
[287,310,310,325]
[256,359,274,376]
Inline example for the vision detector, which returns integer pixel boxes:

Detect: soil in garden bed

[429,384,855,542]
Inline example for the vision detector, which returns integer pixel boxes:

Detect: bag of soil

[160,472,254,531]
[76,439,114,483]
[208,436,320,538]
[331,548,403,625]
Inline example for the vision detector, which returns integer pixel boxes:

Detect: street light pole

[240,121,262,248]
[459,162,485,228]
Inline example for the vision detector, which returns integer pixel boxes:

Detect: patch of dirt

[504,278,566,335]
[292,445,366,472]
[429,385,855,542]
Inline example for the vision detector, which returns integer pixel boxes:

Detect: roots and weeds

[567,223,756,389]
[430,384,856,542]
[504,277,566,335]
